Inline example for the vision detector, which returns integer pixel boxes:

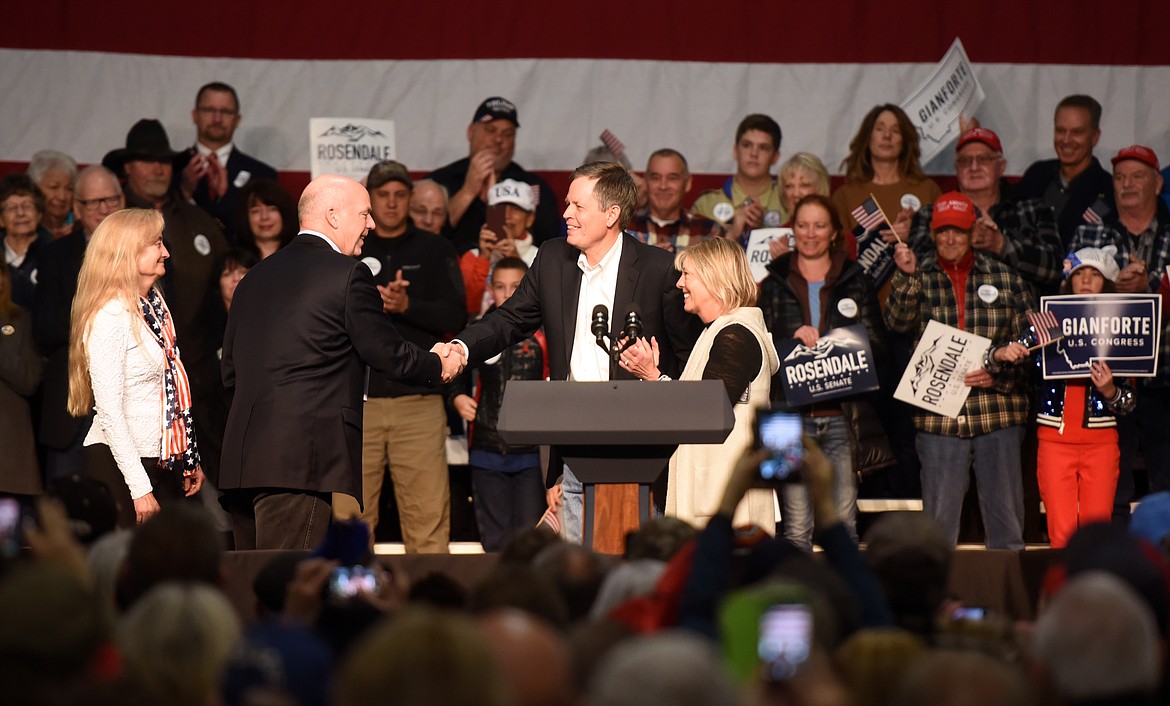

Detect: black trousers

[225,489,331,551]
[82,444,186,529]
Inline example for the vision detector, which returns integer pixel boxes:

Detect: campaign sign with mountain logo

[1040,294,1161,379]
[894,319,990,418]
[310,118,396,179]
[777,324,879,405]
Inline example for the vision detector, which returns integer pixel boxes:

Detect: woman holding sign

[618,237,779,532]
[1035,247,1135,547]
[759,194,890,549]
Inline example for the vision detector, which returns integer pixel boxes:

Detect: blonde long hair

[67,208,164,416]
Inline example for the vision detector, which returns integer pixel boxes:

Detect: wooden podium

[497,380,733,552]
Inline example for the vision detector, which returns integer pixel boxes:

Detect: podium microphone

[623,305,643,341]
[592,304,610,353]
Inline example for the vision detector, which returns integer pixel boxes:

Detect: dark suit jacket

[220,234,442,501]
[457,234,700,485]
[1011,156,1114,248]
[174,146,278,238]
[32,227,88,448]
[459,234,698,381]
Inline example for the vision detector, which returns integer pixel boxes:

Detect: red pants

[1036,438,1119,547]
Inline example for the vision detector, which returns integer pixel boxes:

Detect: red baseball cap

[956,127,1003,154]
[930,192,977,231]
[1111,145,1160,171]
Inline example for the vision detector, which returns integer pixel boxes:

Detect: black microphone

[592,304,610,353]
[623,305,643,342]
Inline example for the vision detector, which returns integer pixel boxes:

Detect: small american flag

[537,506,562,534]
[1082,199,1110,224]
[851,196,887,233]
[1027,310,1062,347]
[600,129,632,169]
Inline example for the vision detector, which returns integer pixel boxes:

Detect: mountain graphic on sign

[319,124,386,142]
[909,335,941,395]
[782,335,856,363]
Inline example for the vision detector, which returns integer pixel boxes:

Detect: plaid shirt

[1071,201,1170,385]
[885,252,1036,437]
[909,195,1063,296]
[627,209,721,252]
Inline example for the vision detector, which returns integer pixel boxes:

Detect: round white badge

[361,257,382,276]
[763,209,782,227]
[29,268,37,286]
[900,194,922,212]
[193,234,211,256]
[713,202,735,223]
[977,284,999,303]
[1,324,13,336]
[837,298,859,318]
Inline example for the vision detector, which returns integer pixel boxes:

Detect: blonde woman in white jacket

[68,209,204,527]
[619,237,779,531]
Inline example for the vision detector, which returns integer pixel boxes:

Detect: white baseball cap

[488,179,535,212]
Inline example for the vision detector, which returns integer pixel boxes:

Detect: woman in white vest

[618,237,779,531]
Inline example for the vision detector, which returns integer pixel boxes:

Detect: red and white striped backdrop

[2,2,1168,198]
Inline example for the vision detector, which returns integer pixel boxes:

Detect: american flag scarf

[139,288,201,476]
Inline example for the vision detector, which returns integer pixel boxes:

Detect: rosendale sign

[894,319,990,418]
[777,324,879,406]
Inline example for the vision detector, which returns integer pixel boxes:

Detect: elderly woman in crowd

[234,178,297,258]
[770,152,832,260]
[28,150,78,239]
[760,194,890,549]
[619,237,779,531]
[831,104,942,255]
[68,209,204,527]
[0,174,51,309]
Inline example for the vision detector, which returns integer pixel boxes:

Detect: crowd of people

[3,82,1170,554]
[3,78,1170,705]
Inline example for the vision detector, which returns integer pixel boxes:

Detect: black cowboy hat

[101,119,182,176]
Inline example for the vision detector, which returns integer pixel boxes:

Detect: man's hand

[183,468,205,497]
[453,393,478,422]
[893,242,917,274]
[1116,255,1148,293]
[992,341,1030,365]
[283,557,338,626]
[462,150,496,201]
[180,152,209,200]
[970,214,1004,254]
[880,206,914,244]
[378,270,410,314]
[432,341,466,383]
[729,200,764,240]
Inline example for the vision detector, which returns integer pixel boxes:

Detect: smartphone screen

[328,565,380,603]
[0,498,22,559]
[758,604,813,681]
[755,410,804,484]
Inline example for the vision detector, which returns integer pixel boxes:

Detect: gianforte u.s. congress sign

[1040,294,1162,379]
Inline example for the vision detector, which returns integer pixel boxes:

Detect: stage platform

[220,543,1060,625]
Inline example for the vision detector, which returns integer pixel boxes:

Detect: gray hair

[412,178,449,204]
[589,632,739,706]
[28,149,78,184]
[74,164,123,196]
[1031,571,1161,700]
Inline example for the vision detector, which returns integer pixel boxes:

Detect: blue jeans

[561,464,584,543]
[781,416,857,550]
[916,426,1025,549]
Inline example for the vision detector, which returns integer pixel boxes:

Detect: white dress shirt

[568,236,624,381]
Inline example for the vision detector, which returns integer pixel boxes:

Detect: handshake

[431,341,468,383]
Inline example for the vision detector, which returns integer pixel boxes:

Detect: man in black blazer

[33,165,125,479]
[449,162,700,541]
[220,175,463,550]
[174,81,278,238]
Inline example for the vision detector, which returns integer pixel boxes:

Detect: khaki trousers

[333,395,450,553]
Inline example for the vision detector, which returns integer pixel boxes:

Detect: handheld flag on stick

[1026,310,1063,352]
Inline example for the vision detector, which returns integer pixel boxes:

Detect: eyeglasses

[1,202,35,215]
[196,107,238,118]
[955,155,1001,169]
[76,195,123,211]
